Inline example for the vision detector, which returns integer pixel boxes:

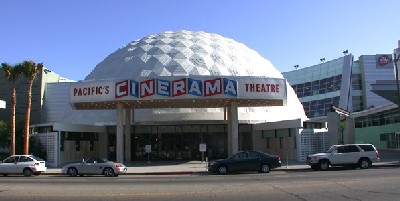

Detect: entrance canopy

[70,76,287,109]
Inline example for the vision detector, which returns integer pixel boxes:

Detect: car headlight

[209,161,216,166]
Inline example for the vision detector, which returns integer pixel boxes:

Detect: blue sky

[1,0,399,81]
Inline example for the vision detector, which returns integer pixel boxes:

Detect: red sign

[377,55,391,66]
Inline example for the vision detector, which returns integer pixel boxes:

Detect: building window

[355,107,400,128]
[351,74,362,90]
[380,134,387,141]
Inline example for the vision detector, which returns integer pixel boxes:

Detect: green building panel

[355,124,400,149]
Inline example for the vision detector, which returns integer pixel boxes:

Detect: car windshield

[326,146,336,153]
[97,158,109,163]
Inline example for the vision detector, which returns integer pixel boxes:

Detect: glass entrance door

[131,124,233,161]
[133,132,202,160]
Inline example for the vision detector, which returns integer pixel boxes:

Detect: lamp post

[392,52,400,120]
[43,68,51,86]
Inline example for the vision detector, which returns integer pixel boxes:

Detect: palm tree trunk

[9,82,16,156]
[23,80,33,155]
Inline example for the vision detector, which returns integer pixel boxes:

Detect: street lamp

[294,65,299,70]
[320,58,325,63]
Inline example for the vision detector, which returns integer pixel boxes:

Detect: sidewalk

[45,159,400,175]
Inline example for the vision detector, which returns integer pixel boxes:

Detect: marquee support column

[227,102,239,156]
[124,108,132,162]
[116,103,124,163]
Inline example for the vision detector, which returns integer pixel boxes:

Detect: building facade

[4,32,398,167]
[354,41,400,150]
[29,31,308,166]
[283,47,400,150]
[283,55,354,119]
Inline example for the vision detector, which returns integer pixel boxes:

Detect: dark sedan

[208,150,281,174]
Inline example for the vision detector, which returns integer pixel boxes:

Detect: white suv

[0,155,47,176]
[307,144,380,171]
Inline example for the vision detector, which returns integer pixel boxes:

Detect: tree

[21,60,43,155]
[1,63,22,155]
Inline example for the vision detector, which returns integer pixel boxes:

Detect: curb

[43,162,399,176]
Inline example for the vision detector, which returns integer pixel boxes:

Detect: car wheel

[318,160,329,171]
[260,164,271,173]
[103,168,115,177]
[359,159,370,169]
[217,165,227,175]
[67,167,78,177]
[3,174,8,177]
[23,168,33,177]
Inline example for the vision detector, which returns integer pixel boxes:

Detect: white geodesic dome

[64,30,306,124]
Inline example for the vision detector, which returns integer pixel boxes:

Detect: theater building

[29,31,307,167]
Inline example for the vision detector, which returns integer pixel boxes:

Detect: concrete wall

[252,129,297,160]
[345,117,355,144]
[252,122,299,161]
[327,112,340,145]
[61,140,100,164]
[327,112,355,145]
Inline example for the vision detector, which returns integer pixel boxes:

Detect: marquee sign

[70,76,287,104]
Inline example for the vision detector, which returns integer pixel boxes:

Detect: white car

[307,144,380,170]
[0,155,47,176]
[62,158,127,177]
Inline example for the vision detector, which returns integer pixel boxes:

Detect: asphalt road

[0,167,399,201]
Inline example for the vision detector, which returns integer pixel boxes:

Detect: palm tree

[1,63,22,156]
[21,60,43,155]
